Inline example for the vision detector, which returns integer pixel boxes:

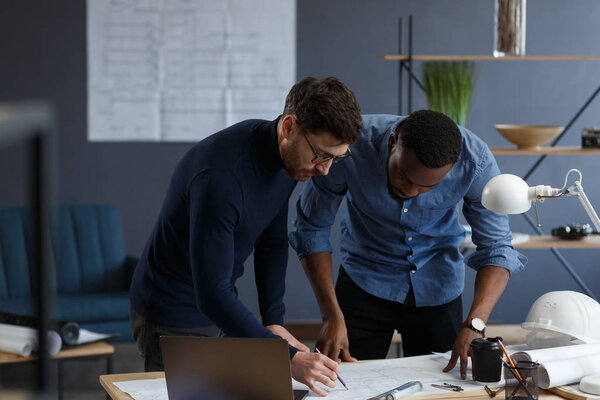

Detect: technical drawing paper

[113,378,168,400]
[293,353,491,399]
[88,0,295,142]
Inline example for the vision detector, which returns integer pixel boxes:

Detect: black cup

[470,337,503,383]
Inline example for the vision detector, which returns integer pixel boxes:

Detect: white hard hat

[522,291,600,348]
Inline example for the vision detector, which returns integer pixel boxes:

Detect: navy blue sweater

[130,117,298,356]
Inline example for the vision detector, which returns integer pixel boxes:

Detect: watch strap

[463,318,486,336]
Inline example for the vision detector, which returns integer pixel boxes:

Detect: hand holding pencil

[289,348,342,396]
[316,347,349,390]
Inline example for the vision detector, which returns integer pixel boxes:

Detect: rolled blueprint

[510,343,600,388]
[0,322,39,341]
[0,336,34,357]
[0,311,80,345]
[511,343,600,364]
[0,322,62,355]
[59,322,80,345]
[539,354,600,388]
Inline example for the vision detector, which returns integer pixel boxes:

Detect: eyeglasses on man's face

[301,132,351,165]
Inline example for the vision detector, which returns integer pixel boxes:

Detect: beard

[281,145,312,181]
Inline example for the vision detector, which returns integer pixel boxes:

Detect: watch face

[471,318,486,332]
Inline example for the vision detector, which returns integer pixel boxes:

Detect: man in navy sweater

[129,77,362,395]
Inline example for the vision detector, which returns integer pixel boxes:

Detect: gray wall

[1,0,599,325]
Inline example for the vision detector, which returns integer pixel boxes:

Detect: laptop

[161,336,309,400]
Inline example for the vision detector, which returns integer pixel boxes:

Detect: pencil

[497,339,523,381]
[497,338,536,400]
[315,347,349,390]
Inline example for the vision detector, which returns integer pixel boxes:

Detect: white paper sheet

[113,378,168,400]
[75,328,117,345]
[88,0,295,142]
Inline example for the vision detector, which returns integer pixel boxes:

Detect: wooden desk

[100,371,565,400]
[100,372,164,400]
[0,390,32,400]
[0,341,114,364]
[1,342,115,400]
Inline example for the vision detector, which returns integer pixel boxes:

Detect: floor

[0,340,400,399]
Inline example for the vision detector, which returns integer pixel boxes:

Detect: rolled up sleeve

[289,167,348,259]
[462,147,528,275]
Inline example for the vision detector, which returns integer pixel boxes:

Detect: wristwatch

[464,317,486,336]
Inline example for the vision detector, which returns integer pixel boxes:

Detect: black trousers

[130,305,223,372]
[336,266,463,360]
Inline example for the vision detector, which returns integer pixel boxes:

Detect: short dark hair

[395,110,462,168]
[283,77,362,144]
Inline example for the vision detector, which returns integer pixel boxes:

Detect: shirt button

[403,208,408,213]
[407,236,413,241]
[411,270,416,274]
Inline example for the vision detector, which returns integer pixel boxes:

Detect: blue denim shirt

[289,114,527,307]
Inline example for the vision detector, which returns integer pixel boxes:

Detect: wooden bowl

[494,124,564,149]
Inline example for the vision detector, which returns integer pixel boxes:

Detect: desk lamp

[481,169,600,231]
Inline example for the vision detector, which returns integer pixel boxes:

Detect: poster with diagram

[87,0,295,141]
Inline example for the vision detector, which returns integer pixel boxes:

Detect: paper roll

[0,322,38,341]
[510,343,600,388]
[0,322,62,355]
[0,311,80,345]
[59,322,80,345]
[540,354,600,388]
[0,336,33,357]
[46,331,62,355]
[511,343,600,363]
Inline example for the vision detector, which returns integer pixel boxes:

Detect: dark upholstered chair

[0,204,137,340]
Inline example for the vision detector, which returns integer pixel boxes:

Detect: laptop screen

[161,336,308,400]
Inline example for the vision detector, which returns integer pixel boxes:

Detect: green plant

[422,61,476,127]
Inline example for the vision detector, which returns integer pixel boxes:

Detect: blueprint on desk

[293,352,490,399]
[113,378,168,400]
[113,352,493,400]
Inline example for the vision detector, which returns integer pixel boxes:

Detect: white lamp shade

[482,174,532,214]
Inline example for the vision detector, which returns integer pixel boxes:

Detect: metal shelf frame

[0,101,57,396]
[389,15,600,300]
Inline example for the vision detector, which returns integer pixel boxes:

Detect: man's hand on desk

[265,324,310,352]
[317,315,357,363]
[442,327,481,380]
[290,351,339,397]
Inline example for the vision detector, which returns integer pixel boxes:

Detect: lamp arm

[530,185,561,201]
[570,182,600,232]
[559,169,583,191]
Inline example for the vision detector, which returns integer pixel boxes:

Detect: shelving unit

[514,235,600,249]
[382,55,600,61]
[385,16,600,300]
[490,147,600,155]
[0,102,56,395]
